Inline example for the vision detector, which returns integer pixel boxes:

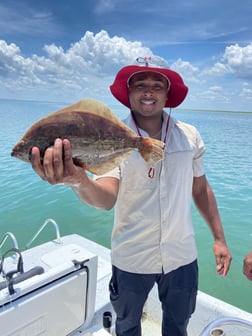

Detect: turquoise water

[0,99,251,313]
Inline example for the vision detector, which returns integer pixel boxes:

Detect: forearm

[196,191,226,242]
[72,175,118,210]
[193,177,226,242]
[30,139,118,210]
[193,176,232,276]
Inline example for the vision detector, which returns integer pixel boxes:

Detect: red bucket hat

[110,58,188,108]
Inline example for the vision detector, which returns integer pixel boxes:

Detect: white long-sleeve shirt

[95,110,205,274]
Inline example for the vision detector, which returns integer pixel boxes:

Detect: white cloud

[200,86,229,102]
[94,0,116,14]
[0,40,22,71]
[209,85,223,92]
[223,43,252,79]
[171,58,200,84]
[0,30,155,101]
[0,40,38,79]
[202,62,232,77]
[171,58,198,74]
[240,83,252,101]
[198,43,252,82]
[0,30,252,111]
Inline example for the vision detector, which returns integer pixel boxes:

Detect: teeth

[142,100,154,105]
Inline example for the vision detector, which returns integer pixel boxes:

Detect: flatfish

[11,99,165,175]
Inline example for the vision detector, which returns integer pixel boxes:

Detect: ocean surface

[0,99,251,313]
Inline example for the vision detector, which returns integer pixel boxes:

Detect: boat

[0,219,252,336]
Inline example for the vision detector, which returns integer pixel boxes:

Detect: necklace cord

[131,111,171,178]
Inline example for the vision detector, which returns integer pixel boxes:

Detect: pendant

[148,167,155,178]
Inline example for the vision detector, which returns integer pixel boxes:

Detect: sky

[0,0,252,112]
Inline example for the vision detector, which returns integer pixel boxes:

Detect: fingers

[43,146,57,184]
[51,139,64,181]
[30,146,47,181]
[216,260,225,276]
[216,256,231,277]
[216,256,223,275]
[62,139,75,174]
[30,138,73,185]
[213,242,232,277]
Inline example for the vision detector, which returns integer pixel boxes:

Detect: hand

[213,240,232,277]
[30,138,88,187]
[243,251,252,281]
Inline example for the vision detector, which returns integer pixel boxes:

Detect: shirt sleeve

[93,166,121,180]
[193,128,205,177]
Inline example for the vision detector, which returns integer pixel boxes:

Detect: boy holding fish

[28,58,232,336]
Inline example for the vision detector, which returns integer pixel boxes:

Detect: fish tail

[138,137,165,166]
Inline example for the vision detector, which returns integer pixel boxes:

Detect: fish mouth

[11,148,23,160]
[11,141,31,162]
[11,145,20,158]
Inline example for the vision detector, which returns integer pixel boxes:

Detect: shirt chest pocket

[120,152,161,192]
[163,139,194,180]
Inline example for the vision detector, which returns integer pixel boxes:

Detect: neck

[131,111,163,138]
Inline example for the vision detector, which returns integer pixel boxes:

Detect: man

[31,58,232,336]
[243,251,252,281]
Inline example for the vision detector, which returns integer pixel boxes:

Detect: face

[128,72,169,118]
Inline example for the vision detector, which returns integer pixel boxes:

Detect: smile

[141,100,155,105]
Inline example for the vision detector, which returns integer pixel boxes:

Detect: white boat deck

[1,231,252,336]
[66,234,252,336]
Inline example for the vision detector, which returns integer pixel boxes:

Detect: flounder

[11,99,165,175]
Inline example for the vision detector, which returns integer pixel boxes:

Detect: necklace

[131,111,171,178]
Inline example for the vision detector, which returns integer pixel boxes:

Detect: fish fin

[138,137,165,166]
[82,150,133,175]
[65,98,136,136]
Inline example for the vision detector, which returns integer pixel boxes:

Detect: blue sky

[0,0,252,111]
